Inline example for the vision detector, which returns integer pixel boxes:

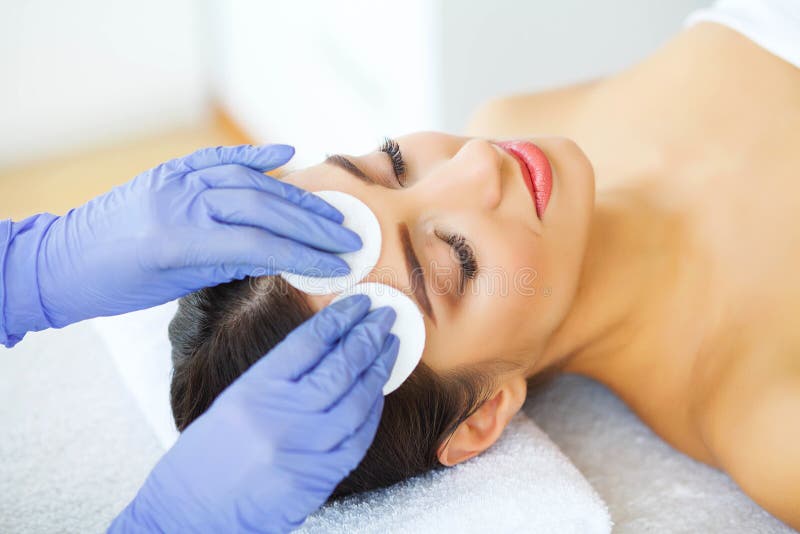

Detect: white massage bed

[1,307,795,533]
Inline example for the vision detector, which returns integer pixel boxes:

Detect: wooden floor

[0,115,252,220]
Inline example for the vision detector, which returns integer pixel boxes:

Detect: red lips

[497,141,553,220]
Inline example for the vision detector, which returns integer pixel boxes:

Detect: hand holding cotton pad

[333,283,426,395]
[281,190,425,395]
[281,190,382,295]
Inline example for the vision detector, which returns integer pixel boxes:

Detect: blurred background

[0,0,709,219]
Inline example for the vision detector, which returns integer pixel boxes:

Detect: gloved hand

[109,294,399,533]
[36,144,360,327]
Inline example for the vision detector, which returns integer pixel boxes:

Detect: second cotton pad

[281,190,382,295]
[333,282,426,395]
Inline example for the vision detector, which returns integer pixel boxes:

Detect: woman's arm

[704,376,800,529]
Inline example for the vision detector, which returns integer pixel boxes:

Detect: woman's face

[283,131,595,377]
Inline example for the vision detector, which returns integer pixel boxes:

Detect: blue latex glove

[109,294,399,533]
[0,144,361,346]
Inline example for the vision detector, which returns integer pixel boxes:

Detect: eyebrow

[399,222,436,325]
[325,154,433,321]
[324,154,374,184]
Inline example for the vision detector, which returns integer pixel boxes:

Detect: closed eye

[434,229,478,295]
[380,137,407,186]
[324,137,406,188]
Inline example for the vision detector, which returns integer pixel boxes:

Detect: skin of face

[282,131,596,382]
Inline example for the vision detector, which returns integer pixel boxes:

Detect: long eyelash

[434,229,478,292]
[380,136,407,184]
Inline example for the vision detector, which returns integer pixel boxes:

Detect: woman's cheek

[499,241,544,298]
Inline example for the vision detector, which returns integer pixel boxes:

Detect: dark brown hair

[168,275,540,500]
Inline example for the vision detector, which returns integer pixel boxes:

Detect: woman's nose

[443,138,503,211]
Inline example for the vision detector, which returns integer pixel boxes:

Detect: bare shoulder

[465,79,601,139]
[702,370,800,529]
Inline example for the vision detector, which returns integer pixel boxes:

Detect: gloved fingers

[248,294,372,382]
[306,334,398,452]
[186,164,344,223]
[181,144,295,173]
[298,307,396,411]
[327,394,384,468]
[155,225,351,280]
[199,188,361,254]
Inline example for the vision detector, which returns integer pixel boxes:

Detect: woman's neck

[541,182,714,388]
[530,26,731,394]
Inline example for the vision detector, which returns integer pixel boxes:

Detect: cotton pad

[333,282,426,395]
[281,190,382,295]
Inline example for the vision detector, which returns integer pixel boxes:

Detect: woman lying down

[168,15,800,530]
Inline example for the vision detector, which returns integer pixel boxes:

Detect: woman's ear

[436,374,528,467]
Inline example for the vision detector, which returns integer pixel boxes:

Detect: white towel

[525,374,798,533]
[300,412,611,534]
[91,301,179,450]
[90,303,611,533]
[1,311,791,532]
